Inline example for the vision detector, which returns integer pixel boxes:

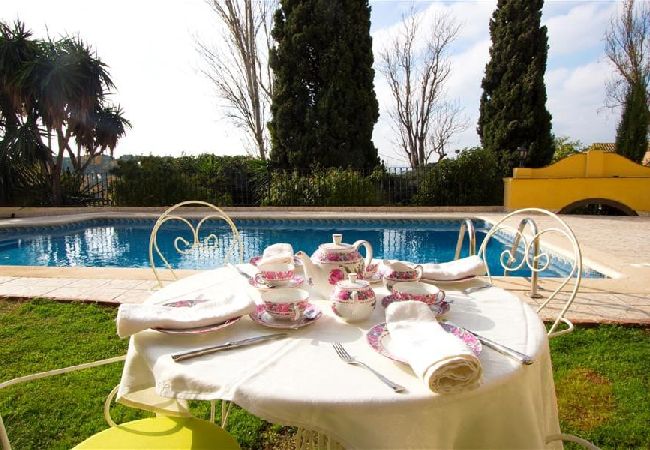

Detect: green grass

[1,299,649,449]
[0,299,292,450]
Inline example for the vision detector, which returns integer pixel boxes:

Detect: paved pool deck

[0,208,649,325]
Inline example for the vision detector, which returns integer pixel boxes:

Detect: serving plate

[366,322,482,362]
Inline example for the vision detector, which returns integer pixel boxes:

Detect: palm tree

[0,21,128,205]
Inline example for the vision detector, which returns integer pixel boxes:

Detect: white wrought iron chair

[148,201,244,428]
[149,201,244,289]
[0,356,240,450]
[477,207,582,338]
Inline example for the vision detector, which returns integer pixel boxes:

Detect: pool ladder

[454,218,542,298]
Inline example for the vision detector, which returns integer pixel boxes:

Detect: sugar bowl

[331,273,376,322]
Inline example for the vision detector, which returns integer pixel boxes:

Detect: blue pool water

[0,218,604,278]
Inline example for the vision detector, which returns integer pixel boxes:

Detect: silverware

[444,321,533,365]
[462,283,492,294]
[228,263,275,288]
[172,333,288,362]
[332,343,406,393]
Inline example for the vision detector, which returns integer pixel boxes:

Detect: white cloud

[545,3,616,56]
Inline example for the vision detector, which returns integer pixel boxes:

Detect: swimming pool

[0,218,605,278]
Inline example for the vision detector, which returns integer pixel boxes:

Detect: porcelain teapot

[295,234,373,299]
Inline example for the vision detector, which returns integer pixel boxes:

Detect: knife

[227,263,274,288]
[444,321,534,365]
[172,333,288,362]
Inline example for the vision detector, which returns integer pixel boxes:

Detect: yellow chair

[0,357,240,450]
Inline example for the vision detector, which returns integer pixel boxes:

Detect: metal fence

[77,167,431,207]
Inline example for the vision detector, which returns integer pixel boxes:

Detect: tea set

[247,233,449,328]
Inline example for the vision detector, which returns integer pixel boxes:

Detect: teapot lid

[337,273,370,290]
[320,234,356,253]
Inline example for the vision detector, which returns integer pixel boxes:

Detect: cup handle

[254,273,267,286]
[437,290,446,303]
[291,303,301,321]
[414,265,424,281]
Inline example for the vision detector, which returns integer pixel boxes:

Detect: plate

[248,275,305,290]
[249,303,322,329]
[366,322,482,362]
[422,275,476,284]
[154,299,242,335]
[380,296,451,316]
[361,272,383,284]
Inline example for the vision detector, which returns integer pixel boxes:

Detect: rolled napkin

[385,300,482,394]
[421,255,487,281]
[117,268,255,338]
[258,243,294,265]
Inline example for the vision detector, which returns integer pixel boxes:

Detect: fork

[332,343,406,393]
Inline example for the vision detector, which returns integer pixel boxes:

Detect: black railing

[0,165,501,207]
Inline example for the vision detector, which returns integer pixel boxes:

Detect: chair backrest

[477,208,582,338]
[0,356,126,450]
[149,201,244,288]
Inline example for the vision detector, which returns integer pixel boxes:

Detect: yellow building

[504,150,650,215]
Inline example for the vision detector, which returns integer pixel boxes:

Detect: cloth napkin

[421,255,487,281]
[258,243,294,265]
[116,268,255,338]
[385,300,482,394]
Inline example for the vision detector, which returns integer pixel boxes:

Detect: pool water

[0,218,604,278]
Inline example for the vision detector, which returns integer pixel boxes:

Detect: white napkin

[116,269,255,338]
[421,255,487,281]
[258,243,294,265]
[385,301,482,394]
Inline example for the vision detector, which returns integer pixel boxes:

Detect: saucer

[381,295,451,316]
[154,299,242,335]
[249,303,322,329]
[361,272,383,284]
[366,322,482,362]
[248,275,305,290]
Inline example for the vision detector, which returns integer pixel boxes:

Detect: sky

[2,0,623,167]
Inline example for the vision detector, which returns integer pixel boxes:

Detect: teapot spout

[295,251,328,299]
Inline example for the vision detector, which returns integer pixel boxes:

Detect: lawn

[1,299,649,449]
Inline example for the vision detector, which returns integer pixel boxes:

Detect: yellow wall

[504,150,650,213]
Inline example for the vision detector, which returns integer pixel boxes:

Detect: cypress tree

[478,0,553,175]
[615,81,649,163]
[268,0,379,170]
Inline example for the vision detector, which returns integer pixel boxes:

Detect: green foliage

[263,167,383,206]
[110,155,268,207]
[615,81,649,163]
[268,0,379,170]
[552,136,585,163]
[413,147,502,206]
[478,0,554,175]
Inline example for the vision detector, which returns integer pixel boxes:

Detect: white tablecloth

[117,267,561,449]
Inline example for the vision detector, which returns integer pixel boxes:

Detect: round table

[117,266,561,449]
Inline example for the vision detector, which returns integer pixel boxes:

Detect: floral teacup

[260,288,309,321]
[255,262,295,287]
[382,260,424,291]
[392,281,445,305]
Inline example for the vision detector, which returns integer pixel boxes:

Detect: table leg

[295,428,344,450]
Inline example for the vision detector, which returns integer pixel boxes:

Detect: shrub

[262,168,383,206]
[110,155,267,206]
[413,147,502,206]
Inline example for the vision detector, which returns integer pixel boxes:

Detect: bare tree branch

[379,9,467,168]
[198,0,277,159]
[605,0,650,109]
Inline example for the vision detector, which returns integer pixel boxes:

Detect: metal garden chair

[149,201,244,289]
[0,356,240,450]
[477,207,583,338]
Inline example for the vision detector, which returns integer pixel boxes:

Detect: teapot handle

[353,240,373,270]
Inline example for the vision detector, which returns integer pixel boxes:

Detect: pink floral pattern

[328,268,346,285]
[264,300,309,317]
[314,249,362,263]
[261,270,294,281]
[385,270,419,281]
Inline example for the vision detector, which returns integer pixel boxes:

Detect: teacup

[260,288,309,321]
[254,262,295,287]
[392,281,445,305]
[383,263,424,291]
